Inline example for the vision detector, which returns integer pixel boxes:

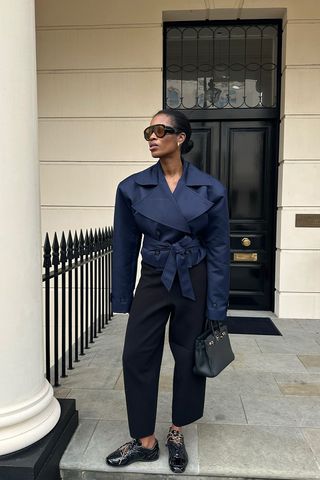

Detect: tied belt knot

[142,235,204,301]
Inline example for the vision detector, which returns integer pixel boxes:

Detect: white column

[0,0,60,455]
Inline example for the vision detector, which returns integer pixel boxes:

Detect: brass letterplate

[233,252,258,262]
[295,214,320,228]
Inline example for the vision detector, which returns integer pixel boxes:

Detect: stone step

[59,418,320,480]
[58,314,320,480]
[60,471,286,480]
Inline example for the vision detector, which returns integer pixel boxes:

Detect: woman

[106,109,230,473]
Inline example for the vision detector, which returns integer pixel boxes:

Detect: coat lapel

[174,162,215,222]
[132,158,215,233]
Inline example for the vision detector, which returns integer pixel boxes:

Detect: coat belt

[141,235,205,301]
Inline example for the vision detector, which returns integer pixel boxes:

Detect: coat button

[155,229,161,238]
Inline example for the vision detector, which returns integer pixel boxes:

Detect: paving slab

[66,388,127,420]
[54,387,72,399]
[90,340,125,355]
[59,314,320,480]
[61,365,122,389]
[241,393,320,427]
[232,352,307,372]
[228,335,261,354]
[302,428,320,462]
[274,373,320,396]
[278,383,320,396]
[61,420,199,476]
[273,372,320,384]
[271,318,304,336]
[205,370,282,396]
[87,350,123,367]
[199,390,247,425]
[153,390,247,425]
[61,419,99,468]
[298,355,320,372]
[297,319,320,334]
[198,423,320,479]
[255,335,320,354]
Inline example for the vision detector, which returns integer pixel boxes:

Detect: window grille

[164,23,279,110]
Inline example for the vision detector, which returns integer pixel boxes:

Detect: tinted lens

[144,124,166,140]
[144,126,153,140]
[153,125,166,138]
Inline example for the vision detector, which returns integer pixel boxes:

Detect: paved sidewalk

[57,311,320,479]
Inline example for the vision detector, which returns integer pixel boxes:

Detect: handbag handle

[206,319,224,335]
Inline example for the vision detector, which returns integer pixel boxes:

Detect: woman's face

[147,113,186,159]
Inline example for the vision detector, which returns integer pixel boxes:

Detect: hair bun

[182,139,194,154]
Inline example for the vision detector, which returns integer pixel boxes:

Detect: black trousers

[122,257,207,439]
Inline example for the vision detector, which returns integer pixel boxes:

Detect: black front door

[163,19,282,312]
[184,120,277,311]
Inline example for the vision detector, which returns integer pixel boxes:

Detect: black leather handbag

[193,319,235,377]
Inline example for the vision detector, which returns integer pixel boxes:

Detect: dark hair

[152,109,194,154]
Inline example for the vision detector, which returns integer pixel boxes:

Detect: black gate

[164,20,282,311]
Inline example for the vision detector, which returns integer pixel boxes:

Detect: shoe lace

[167,429,184,448]
[118,438,138,459]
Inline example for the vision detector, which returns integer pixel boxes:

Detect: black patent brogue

[165,427,188,473]
[106,437,159,467]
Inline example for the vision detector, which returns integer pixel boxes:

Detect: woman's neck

[159,155,183,178]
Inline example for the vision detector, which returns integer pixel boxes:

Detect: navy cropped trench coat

[110,157,230,322]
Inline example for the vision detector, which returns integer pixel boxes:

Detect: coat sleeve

[202,185,230,321]
[110,183,142,313]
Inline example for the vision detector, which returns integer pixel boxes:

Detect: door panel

[184,123,220,178]
[184,120,277,311]
[228,129,266,219]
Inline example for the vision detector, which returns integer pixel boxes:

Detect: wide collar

[134,158,213,187]
[132,158,214,233]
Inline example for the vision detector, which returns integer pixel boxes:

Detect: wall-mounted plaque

[295,214,320,227]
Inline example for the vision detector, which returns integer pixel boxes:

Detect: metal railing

[42,227,113,386]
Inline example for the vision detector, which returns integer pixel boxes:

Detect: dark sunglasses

[143,123,182,141]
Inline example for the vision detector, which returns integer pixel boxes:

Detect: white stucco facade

[36,0,320,319]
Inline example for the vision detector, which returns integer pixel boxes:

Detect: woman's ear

[177,132,186,146]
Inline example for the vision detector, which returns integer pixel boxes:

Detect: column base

[0,399,78,480]
[0,382,61,455]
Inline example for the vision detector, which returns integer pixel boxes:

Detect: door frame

[163,18,282,312]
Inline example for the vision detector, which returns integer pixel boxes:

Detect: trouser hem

[130,432,156,439]
[172,411,204,428]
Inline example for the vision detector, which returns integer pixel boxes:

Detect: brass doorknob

[241,237,251,247]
